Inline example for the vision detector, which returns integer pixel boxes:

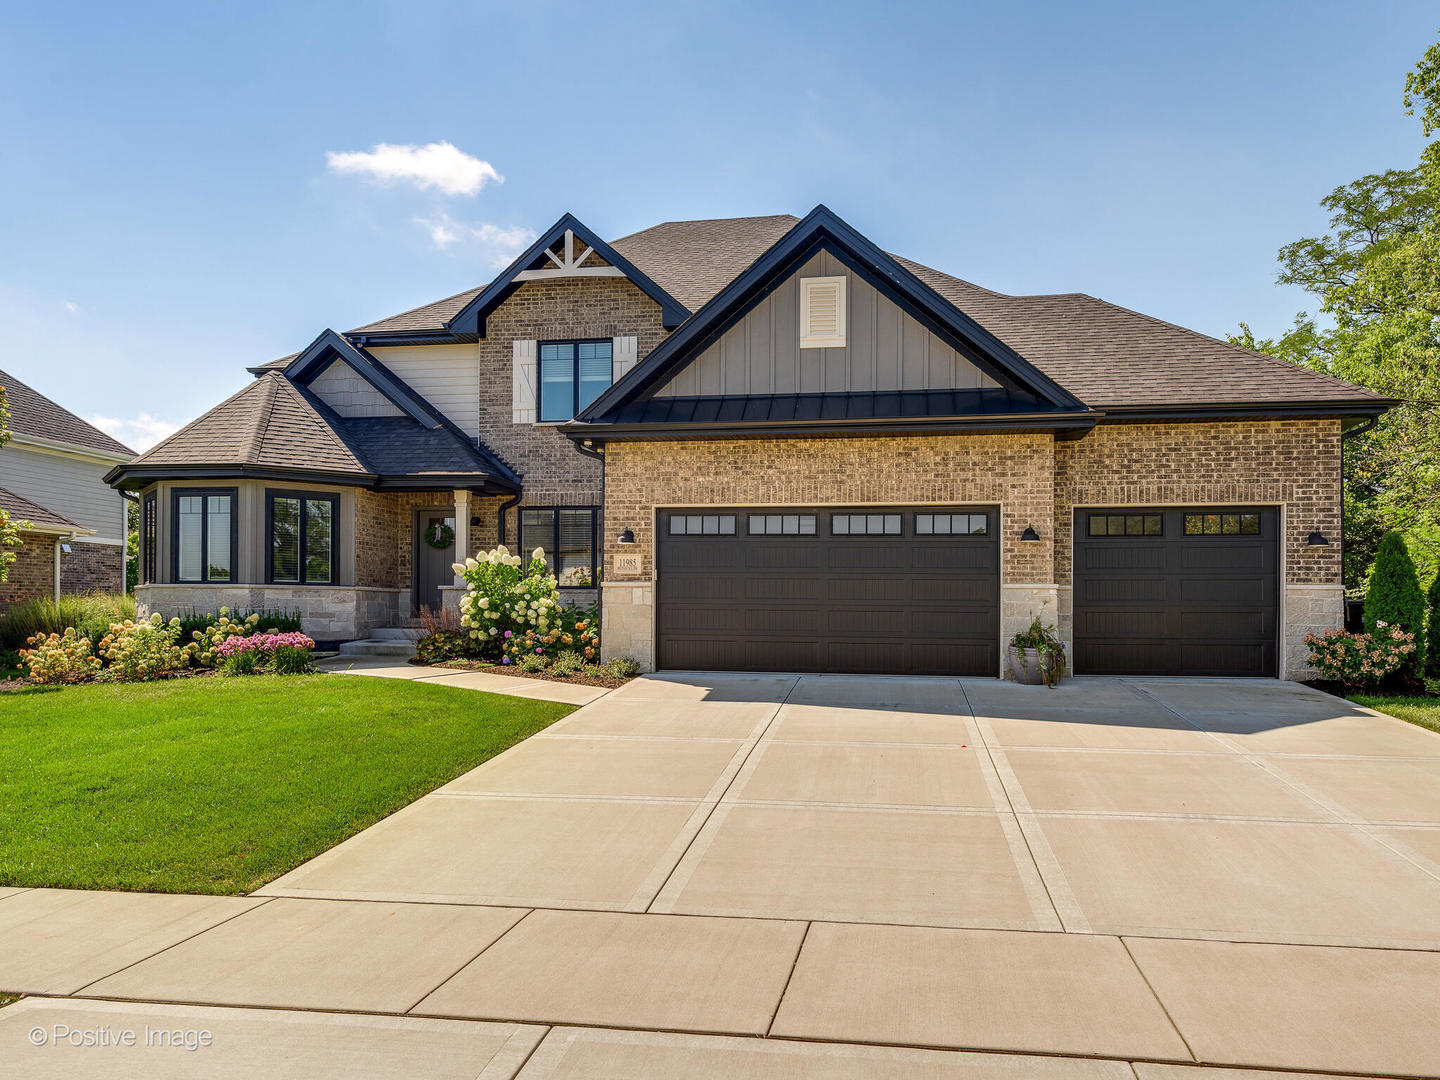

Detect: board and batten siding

[369,344,481,438]
[308,360,404,418]
[0,444,127,542]
[653,250,1001,398]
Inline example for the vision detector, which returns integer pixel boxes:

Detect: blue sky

[1,1,1435,450]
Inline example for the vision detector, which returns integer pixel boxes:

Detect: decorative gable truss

[515,227,624,281]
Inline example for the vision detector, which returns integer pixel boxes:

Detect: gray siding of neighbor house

[308,360,405,418]
[0,443,127,543]
[653,250,1001,398]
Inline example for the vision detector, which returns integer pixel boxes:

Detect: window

[1184,512,1260,536]
[832,513,901,536]
[747,514,816,535]
[539,340,612,422]
[915,513,988,536]
[799,276,846,349]
[670,514,737,535]
[521,507,598,588]
[141,491,157,584]
[172,488,236,583]
[1089,513,1163,537]
[268,492,339,584]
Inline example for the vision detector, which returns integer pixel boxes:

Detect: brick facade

[62,541,124,594]
[0,531,55,608]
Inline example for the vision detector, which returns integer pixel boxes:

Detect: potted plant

[1008,614,1067,687]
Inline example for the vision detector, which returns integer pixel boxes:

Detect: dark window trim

[1182,510,1263,537]
[830,512,903,537]
[914,511,990,537]
[265,489,341,585]
[170,487,239,584]
[141,490,157,584]
[745,512,817,537]
[520,505,599,589]
[538,339,613,423]
[1087,512,1164,538]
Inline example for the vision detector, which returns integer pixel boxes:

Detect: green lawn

[0,674,572,894]
[1349,693,1440,734]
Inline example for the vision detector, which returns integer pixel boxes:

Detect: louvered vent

[799,276,846,349]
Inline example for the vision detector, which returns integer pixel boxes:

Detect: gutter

[561,410,1100,443]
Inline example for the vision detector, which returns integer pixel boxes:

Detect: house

[105,207,1392,678]
[0,368,135,607]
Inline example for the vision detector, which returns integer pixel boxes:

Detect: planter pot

[1009,645,1064,686]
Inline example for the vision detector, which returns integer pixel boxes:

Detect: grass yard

[0,674,572,894]
[1349,693,1440,734]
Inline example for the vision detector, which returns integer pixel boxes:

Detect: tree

[1427,572,1440,679]
[1365,531,1426,673]
[0,385,26,583]
[1230,34,1440,589]
[125,498,139,593]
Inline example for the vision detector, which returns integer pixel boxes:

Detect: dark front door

[1072,507,1279,677]
[414,508,456,615]
[656,506,1000,676]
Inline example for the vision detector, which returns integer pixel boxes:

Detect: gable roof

[0,485,89,534]
[609,214,802,312]
[105,371,519,492]
[0,368,135,458]
[573,205,1092,437]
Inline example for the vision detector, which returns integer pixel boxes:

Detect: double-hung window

[173,488,236,583]
[140,491,157,584]
[539,340,612,422]
[520,507,598,588]
[268,491,340,584]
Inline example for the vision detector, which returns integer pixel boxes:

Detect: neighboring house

[0,368,135,608]
[106,207,1392,678]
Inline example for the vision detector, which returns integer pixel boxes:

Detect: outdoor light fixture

[1019,525,1041,542]
[60,543,71,554]
[1306,530,1330,546]
[617,528,636,545]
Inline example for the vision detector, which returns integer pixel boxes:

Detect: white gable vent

[799,276,846,349]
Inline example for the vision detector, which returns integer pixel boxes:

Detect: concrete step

[337,639,417,658]
[370,626,428,641]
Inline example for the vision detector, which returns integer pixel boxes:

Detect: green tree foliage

[1231,34,1440,589]
[1427,573,1440,679]
[125,498,139,593]
[1365,532,1426,672]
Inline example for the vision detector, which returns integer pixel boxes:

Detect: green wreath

[423,522,455,550]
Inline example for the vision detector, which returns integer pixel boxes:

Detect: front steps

[336,626,425,659]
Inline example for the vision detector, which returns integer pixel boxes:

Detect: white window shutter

[612,335,638,381]
[512,339,537,423]
[799,276,847,349]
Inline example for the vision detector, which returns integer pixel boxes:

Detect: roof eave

[104,461,519,495]
[562,410,1100,443]
[1097,400,1398,422]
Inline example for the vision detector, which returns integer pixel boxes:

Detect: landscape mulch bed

[413,658,633,689]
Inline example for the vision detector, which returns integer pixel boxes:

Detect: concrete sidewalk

[315,655,614,705]
[3,673,1439,1077]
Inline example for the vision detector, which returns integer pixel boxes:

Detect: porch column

[453,489,470,583]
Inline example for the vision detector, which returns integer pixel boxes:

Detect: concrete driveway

[6,675,1440,1078]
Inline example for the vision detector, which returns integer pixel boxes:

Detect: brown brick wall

[602,433,1057,583]
[0,531,56,608]
[61,541,124,594]
[1053,419,1343,586]
[355,489,401,589]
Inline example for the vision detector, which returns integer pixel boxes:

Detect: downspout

[496,493,521,547]
[574,438,606,614]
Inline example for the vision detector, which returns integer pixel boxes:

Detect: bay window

[268,491,339,584]
[172,489,236,583]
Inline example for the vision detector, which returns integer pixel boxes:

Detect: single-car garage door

[1073,507,1279,677]
[657,506,999,676]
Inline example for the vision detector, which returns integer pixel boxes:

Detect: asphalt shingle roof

[250,213,1384,409]
[0,368,135,456]
[0,485,81,530]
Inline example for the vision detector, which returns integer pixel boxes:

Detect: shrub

[0,593,135,649]
[97,614,191,681]
[269,644,314,675]
[599,656,640,679]
[188,610,261,667]
[1365,533,1426,672]
[501,601,599,667]
[453,545,563,658]
[219,649,260,677]
[516,652,547,673]
[549,651,585,677]
[1305,624,1418,688]
[1427,575,1440,680]
[214,631,316,676]
[21,629,101,684]
[413,606,484,664]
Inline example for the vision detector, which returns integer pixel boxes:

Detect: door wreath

[423,522,455,550]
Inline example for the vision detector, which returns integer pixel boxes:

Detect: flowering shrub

[500,601,599,666]
[1305,622,1417,688]
[189,609,262,667]
[214,631,315,675]
[97,614,191,681]
[453,545,561,657]
[21,628,102,684]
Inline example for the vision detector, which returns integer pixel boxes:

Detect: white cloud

[325,141,502,196]
[413,214,536,267]
[86,412,180,453]
[62,300,81,314]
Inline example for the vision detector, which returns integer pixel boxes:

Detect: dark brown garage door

[1073,507,1279,677]
[657,506,999,676]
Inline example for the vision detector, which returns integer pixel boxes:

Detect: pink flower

[504,630,513,638]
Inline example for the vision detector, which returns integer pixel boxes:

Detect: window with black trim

[539,340,612,422]
[141,491,157,584]
[521,507,598,588]
[670,514,737,535]
[1088,513,1163,537]
[1184,512,1260,536]
[832,513,901,536]
[268,491,339,584]
[915,513,988,536]
[748,514,815,535]
[172,488,236,583]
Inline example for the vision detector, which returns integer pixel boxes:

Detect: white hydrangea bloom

[451,562,467,575]
[465,556,479,570]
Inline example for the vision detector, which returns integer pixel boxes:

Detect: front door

[414,508,456,615]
